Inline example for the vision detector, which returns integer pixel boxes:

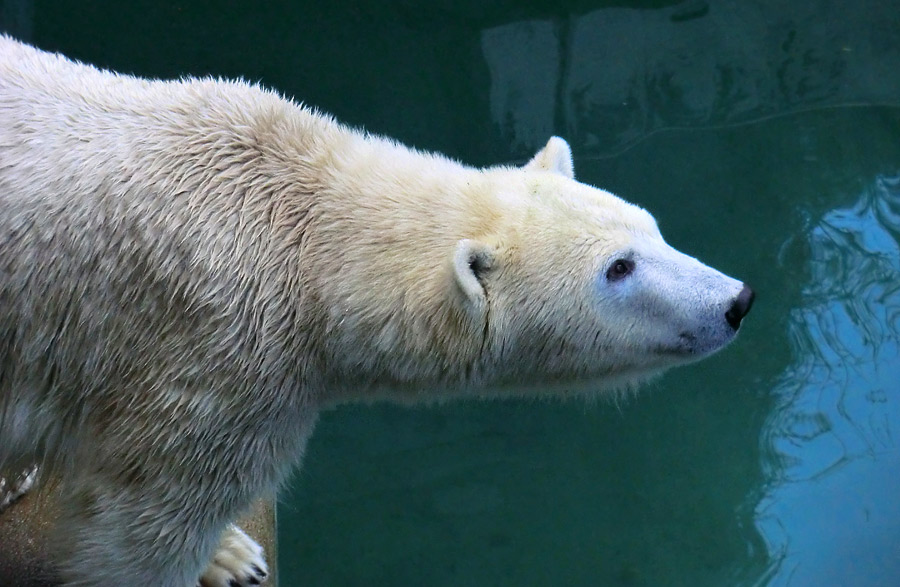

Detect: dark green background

[3,1,900,585]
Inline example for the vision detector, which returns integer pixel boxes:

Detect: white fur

[0,36,751,585]
[525,135,574,178]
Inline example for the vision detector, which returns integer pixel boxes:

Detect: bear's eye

[606,259,634,282]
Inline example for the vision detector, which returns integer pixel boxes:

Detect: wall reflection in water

[758,174,900,585]
[481,0,900,159]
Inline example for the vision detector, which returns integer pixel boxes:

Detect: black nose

[725,285,755,330]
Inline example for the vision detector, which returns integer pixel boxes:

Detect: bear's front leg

[198,524,268,586]
[55,471,249,586]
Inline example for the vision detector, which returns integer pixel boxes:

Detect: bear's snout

[725,284,755,330]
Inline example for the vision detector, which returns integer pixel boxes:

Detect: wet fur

[0,35,508,585]
[0,37,327,585]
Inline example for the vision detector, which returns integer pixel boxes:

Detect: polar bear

[0,37,753,586]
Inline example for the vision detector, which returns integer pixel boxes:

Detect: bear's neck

[299,129,494,403]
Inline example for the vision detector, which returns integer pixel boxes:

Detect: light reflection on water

[757,174,900,585]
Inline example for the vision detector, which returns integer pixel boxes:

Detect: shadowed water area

[2,0,899,585]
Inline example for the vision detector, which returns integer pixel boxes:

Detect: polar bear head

[449,137,753,395]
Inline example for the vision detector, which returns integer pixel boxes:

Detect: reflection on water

[757,174,900,585]
[482,0,900,158]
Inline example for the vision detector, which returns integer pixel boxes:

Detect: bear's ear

[453,239,495,313]
[524,136,574,179]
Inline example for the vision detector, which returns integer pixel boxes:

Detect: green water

[4,1,900,585]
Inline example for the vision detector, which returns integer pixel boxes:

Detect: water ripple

[757,173,900,585]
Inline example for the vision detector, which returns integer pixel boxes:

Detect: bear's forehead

[522,176,659,236]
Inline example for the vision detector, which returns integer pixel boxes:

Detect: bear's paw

[198,524,269,587]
